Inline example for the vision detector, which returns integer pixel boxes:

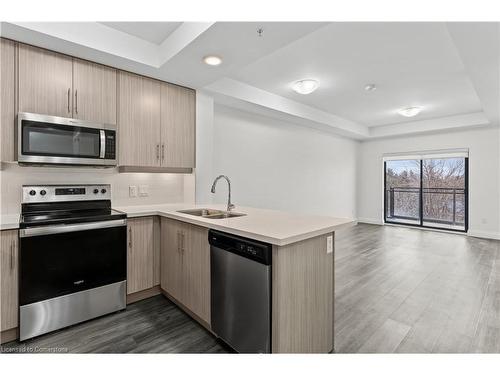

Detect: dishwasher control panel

[209,230,272,265]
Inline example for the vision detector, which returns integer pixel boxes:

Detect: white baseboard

[467,230,500,241]
[356,219,500,241]
[356,217,383,225]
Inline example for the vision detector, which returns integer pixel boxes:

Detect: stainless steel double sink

[177,208,246,219]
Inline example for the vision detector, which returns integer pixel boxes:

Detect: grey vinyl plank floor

[334,224,500,353]
[1,295,231,354]
[3,223,500,353]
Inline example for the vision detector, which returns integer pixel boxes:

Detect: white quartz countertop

[0,214,21,231]
[114,203,355,246]
[0,204,355,245]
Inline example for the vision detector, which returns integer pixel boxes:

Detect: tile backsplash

[0,163,196,215]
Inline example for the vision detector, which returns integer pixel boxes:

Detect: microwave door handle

[100,130,105,158]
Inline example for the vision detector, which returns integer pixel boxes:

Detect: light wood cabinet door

[1,38,16,162]
[1,230,18,331]
[127,217,154,294]
[73,59,116,124]
[160,218,185,302]
[18,44,73,118]
[160,218,210,324]
[182,223,210,323]
[160,83,195,168]
[118,71,161,167]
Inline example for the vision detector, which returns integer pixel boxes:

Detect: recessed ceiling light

[292,79,320,95]
[203,55,222,66]
[398,106,422,118]
[364,84,377,92]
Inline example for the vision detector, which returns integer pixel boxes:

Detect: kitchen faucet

[211,175,235,212]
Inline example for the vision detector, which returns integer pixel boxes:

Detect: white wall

[209,105,358,219]
[194,92,214,204]
[0,164,193,215]
[357,127,500,239]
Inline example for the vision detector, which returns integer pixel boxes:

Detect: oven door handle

[19,219,127,238]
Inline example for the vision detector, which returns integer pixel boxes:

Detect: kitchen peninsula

[116,203,354,353]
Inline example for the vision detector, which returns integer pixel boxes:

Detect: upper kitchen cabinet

[18,44,73,118]
[14,42,194,172]
[18,44,117,124]
[160,83,196,169]
[72,59,117,124]
[118,71,161,167]
[1,38,16,162]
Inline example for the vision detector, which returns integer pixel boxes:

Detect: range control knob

[29,190,36,196]
[40,190,47,196]
[93,188,99,194]
[101,188,107,194]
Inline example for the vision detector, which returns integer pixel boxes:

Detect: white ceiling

[1,21,498,139]
[230,23,483,127]
[99,22,181,45]
[156,22,327,87]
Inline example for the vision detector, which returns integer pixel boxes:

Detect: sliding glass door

[385,159,421,225]
[384,156,468,232]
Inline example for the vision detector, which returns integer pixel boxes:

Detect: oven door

[19,219,127,306]
[17,112,116,166]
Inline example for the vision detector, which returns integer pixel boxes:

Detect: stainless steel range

[18,184,127,341]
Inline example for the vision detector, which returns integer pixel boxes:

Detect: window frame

[383,157,468,233]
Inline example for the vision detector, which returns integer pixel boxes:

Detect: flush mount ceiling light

[292,79,320,95]
[398,106,422,118]
[203,55,222,66]
[364,83,377,92]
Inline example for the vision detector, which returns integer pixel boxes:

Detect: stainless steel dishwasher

[209,230,272,353]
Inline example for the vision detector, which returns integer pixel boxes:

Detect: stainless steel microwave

[17,112,117,167]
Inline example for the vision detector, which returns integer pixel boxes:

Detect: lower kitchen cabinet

[160,218,184,301]
[1,229,18,332]
[127,217,155,294]
[160,218,210,324]
[182,223,210,323]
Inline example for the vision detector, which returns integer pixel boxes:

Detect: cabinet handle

[67,88,71,113]
[181,232,185,252]
[75,90,78,114]
[161,144,165,161]
[156,144,160,161]
[10,242,14,270]
[128,227,132,249]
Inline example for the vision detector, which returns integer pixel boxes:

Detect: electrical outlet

[139,185,149,197]
[129,185,138,198]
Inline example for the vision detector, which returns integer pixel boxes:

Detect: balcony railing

[386,186,466,226]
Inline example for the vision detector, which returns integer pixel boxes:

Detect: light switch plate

[326,235,333,254]
[139,185,149,197]
[129,185,138,198]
